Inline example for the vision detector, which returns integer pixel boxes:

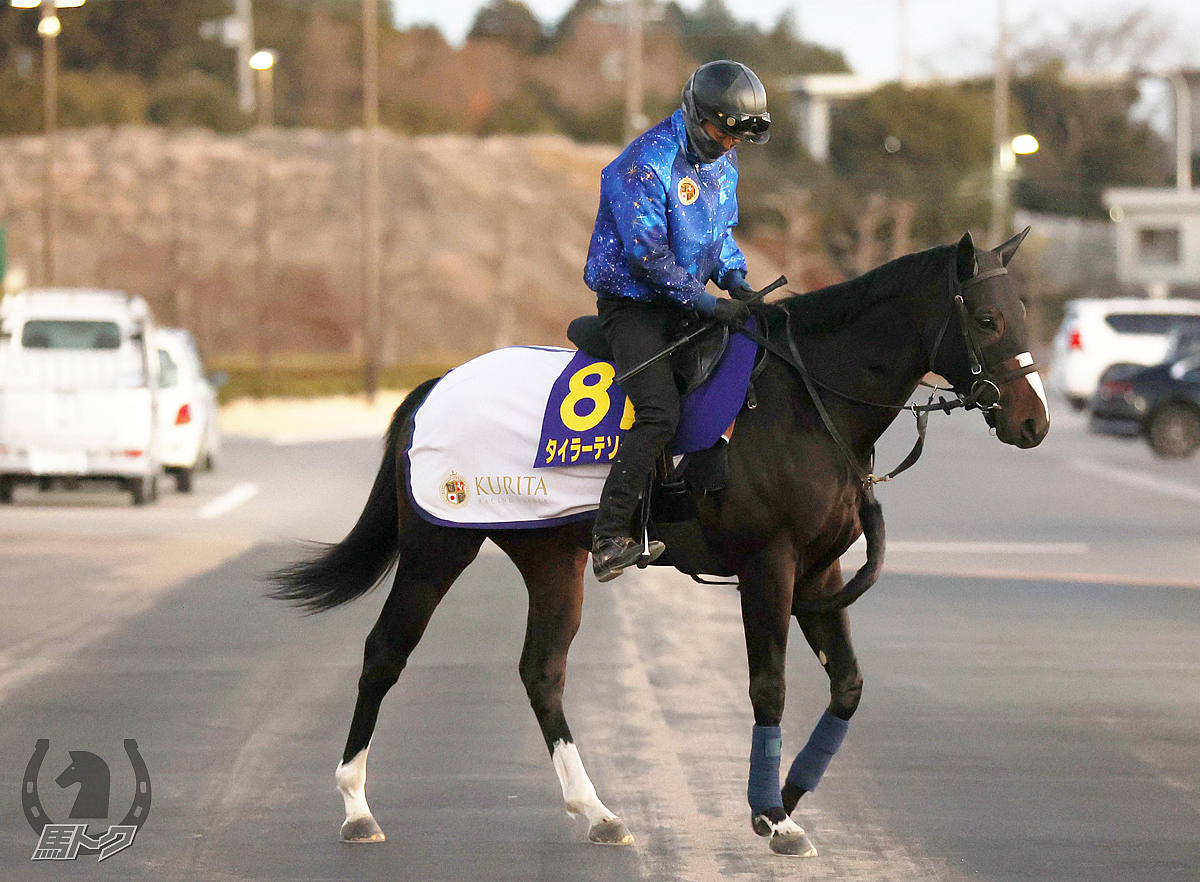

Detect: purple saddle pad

[535,319,758,469]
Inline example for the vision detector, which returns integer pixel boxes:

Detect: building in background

[1104,70,1200,299]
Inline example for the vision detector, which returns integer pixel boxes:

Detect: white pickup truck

[0,289,162,505]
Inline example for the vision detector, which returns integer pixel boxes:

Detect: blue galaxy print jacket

[584,109,747,315]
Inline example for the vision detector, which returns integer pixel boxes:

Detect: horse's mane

[768,244,952,336]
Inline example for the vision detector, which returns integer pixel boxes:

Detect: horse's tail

[267,377,441,613]
[793,491,885,614]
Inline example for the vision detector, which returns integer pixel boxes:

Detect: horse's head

[931,230,1050,448]
[55,751,101,788]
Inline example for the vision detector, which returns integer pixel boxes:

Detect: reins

[736,257,1038,492]
[735,319,924,491]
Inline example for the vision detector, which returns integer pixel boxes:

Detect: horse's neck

[789,277,939,452]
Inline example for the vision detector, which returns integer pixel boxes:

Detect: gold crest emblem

[677,177,699,206]
[440,472,469,507]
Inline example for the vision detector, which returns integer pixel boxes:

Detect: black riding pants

[593,298,682,539]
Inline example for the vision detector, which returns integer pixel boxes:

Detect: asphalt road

[0,400,1197,881]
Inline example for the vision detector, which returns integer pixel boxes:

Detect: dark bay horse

[269,230,1049,856]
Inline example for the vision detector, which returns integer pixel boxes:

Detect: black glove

[722,270,756,302]
[730,283,758,303]
[711,297,750,328]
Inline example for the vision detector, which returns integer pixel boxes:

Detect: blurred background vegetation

[0,0,1177,397]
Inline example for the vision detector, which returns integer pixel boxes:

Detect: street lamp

[249,50,276,128]
[1011,133,1039,156]
[12,0,86,286]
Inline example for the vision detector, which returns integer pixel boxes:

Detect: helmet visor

[714,110,771,143]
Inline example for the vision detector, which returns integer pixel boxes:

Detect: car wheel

[1147,404,1200,459]
[0,475,13,504]
[130,474,159,506]
[174,466,194,493]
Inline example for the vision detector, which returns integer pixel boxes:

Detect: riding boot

[591,298,680,581]
[592,463,664,582]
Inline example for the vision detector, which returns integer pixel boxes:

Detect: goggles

[713,110,771,140]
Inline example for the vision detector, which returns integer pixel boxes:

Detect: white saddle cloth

[406,347,611,528]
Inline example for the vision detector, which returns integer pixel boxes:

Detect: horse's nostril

[1022,417,1041,443]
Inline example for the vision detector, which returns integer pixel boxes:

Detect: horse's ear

[956,231,976,282]
[994,226,1031,267]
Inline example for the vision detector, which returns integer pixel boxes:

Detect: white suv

[1048,298,1200,410]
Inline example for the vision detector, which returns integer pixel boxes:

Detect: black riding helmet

[681,60,770,163]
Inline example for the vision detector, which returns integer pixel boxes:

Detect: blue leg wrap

[747,724,783,814]
[785,711,849,793]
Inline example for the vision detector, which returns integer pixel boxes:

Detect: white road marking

[1070,459,1200,505]
[199,483,259,519]
[869,564,1200,590]
[889,540,1087,554]
[268,428,383,445]
[846,536,1088,555]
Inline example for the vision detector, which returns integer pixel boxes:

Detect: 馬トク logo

[22,739,151,863]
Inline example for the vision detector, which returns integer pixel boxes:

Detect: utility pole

[40,2,57,286]
[362,0,382,401]
[624,0,646,144]
[234,0,256,114]
[989,0,1010,246]
[253,151,272,397]
[1168,72,1192,191]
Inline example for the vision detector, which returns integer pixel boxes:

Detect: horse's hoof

[751,806,788,838]
[340,816,386,843]
[769,829,817,857]
[588,817,635,845]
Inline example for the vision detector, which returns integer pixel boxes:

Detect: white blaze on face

[335,744,373,822]
[1017,351,1049,419]
[551,739,618,826]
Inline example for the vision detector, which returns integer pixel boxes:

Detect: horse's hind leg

[782,568,861,817]
[491,528,634,846]
[337,525,485,842]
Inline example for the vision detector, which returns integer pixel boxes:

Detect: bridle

[941,262,1040,416]
[738,252,1041,492]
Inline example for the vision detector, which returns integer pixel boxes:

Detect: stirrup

[636,528,663,568]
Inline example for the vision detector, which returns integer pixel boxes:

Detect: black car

[1089,342,1200,458]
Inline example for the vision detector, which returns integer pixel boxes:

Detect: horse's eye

[976,315,997,331]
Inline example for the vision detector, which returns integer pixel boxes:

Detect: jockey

[584,59,770,582]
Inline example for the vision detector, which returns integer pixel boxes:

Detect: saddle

[566,314,730,396]
[567,312,761,581]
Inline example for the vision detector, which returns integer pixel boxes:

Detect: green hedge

[210,355,456,404]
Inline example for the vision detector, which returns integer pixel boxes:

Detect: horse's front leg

[739,542,817,857]
[783,562,861,816]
